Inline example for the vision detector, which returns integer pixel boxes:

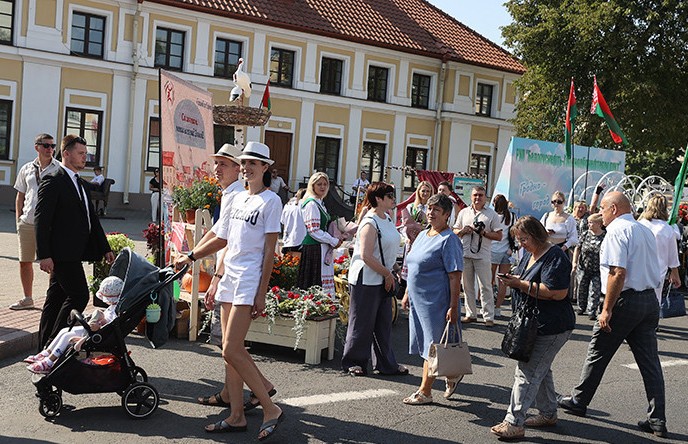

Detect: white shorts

[215,274,257,306]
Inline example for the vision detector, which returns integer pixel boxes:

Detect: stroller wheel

[39,392,62,418]
[122,382,159,419]
[132,366,148,383]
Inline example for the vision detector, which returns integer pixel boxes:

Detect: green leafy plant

[88,233,135,296]
[146,303,161,310]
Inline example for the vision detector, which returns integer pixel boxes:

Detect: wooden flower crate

[246,315,337,365]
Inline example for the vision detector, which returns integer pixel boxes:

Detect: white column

[344,107,362,190]
[389,113,406,188]
[251,32,267,75]
[447,121,472,174]
[303,42,319,92]
[295,100,315,180]
[193,22,212,76]
[18,63,61,167]
[110,74,145,193]
[350,51,366,99]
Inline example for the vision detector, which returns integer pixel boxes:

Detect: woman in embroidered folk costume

[492,216,574,440]
[296,172,342,295]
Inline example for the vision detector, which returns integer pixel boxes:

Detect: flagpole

[571,143,575,201]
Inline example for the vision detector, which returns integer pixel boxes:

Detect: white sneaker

[9,298,34,310]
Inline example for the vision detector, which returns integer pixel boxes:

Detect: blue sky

[427,0,511,48]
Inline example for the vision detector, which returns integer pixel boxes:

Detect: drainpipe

[432,57,448,170]
[123,0,143,204]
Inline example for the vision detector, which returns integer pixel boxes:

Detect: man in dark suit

[35,134,115,348]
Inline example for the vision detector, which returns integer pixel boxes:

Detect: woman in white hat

[200,141,285,440]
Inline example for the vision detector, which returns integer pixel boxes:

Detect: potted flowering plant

[172,176,222,223]
[142,222,163,266]
[263,286,340,348]
[269,253,300,290]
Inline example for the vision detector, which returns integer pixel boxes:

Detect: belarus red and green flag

[564,78,577,159]
[261,79,272,111]
[591,76,628,145]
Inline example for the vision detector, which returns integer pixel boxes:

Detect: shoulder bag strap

[369,217,386,267]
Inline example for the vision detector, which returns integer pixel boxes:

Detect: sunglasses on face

[37,143,57,149]
[551,199,564,205]
[385,192,395,199]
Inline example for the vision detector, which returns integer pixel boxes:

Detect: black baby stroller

[32,248,188,419]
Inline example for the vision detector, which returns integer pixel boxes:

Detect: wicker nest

[213,105,272,127]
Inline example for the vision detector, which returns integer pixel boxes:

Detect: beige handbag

[428,321,473,378]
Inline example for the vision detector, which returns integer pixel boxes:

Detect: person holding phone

[491,215,574,440]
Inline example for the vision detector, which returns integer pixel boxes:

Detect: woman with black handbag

[341,182,406,377]
[492,216,575,440]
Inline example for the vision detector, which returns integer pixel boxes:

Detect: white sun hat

[237,141,274,165]
[211,143,242,165]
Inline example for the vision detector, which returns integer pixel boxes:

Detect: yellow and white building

[0,0,524,207]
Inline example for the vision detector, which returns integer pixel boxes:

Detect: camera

[473,217,485,234]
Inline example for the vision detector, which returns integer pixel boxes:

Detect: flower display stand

[246,315,337,365]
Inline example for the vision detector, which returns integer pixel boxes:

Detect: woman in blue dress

[401,193,464,404]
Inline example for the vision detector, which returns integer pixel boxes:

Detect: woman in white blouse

[342,182,407,376]
[540,191,578,253]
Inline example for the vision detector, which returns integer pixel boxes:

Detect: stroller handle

[69,309,93,333]
[160,263,190,287]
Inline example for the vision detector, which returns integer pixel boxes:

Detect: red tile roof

[150,0,525,74]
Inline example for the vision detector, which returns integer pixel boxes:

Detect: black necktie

[74,174,91,230]
[74,174,86,205]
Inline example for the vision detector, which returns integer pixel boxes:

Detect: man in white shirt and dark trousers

[453,185,502,326]
[558,192,667,437]
[10,133,61,310]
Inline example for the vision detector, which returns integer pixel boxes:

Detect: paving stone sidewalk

[0,205,150,360]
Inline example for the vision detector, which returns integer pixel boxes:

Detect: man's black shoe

[557,396,587,416]
[638,420,668,438]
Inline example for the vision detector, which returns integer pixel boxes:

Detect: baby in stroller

[24,276,124,374]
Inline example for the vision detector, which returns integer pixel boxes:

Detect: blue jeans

[505,330,572,426]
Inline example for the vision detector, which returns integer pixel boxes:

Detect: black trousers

[38,261,89,350]
[341,279,398,373]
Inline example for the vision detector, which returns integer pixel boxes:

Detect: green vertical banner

[669,144,688,225]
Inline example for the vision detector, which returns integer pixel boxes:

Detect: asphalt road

[1,305,687,444]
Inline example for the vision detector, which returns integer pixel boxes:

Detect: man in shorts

[10,133,62,310]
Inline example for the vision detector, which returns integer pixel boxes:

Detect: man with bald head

[558,192,667,437]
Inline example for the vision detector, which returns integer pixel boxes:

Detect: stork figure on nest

[230,58,252,103]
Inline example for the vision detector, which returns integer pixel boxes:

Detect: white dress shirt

[599,213,662,293]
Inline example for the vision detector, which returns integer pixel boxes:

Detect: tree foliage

[502,0,688,180]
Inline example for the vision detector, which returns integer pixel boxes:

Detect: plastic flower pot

[146,305,161,323]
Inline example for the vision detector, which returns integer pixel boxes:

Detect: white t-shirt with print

[217,189,282,303]
[211,180,245,239]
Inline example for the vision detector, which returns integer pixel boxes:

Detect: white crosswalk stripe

[281,389,398,407]
[622,359,688,370]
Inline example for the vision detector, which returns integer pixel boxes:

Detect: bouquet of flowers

[269,253,300,290]
[333,254,350,277]
[264,286,340,348]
